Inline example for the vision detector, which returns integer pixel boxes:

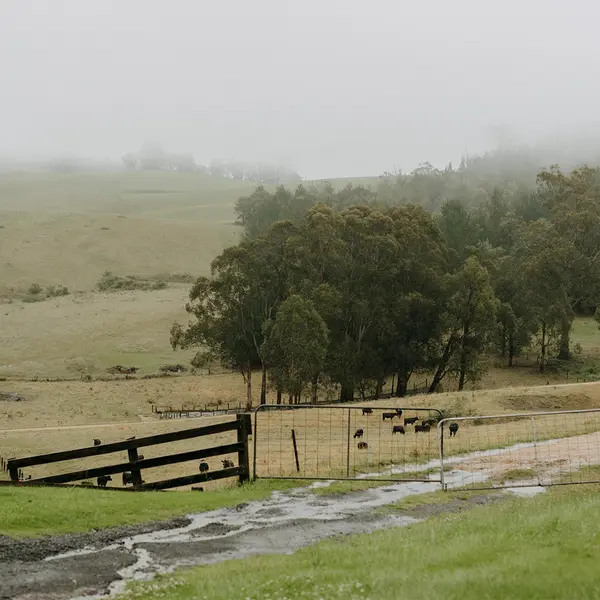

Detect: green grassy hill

[0,171,258,291]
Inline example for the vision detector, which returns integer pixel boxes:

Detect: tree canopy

[173,161,600,404]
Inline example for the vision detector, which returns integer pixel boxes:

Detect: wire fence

[253,404,443,482]
[438,408,600,490]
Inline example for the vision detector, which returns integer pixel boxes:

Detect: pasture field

[119,484,600,600]
[0,170,252,292]
[3,382,600,493]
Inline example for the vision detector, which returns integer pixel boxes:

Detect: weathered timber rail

[6,414,252,491]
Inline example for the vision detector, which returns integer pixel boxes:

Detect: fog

[1,0,599,179]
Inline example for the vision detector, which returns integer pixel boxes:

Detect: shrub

[46,284,69,297]
[97,271,168,292]
[28,283,42,295]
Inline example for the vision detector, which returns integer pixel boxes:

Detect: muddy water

[2,439,551,600]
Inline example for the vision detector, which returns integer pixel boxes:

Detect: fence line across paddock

[253,404,443,482]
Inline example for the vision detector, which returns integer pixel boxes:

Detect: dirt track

[0,480,451,600]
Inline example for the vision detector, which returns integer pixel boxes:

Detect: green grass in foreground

[0,480,305,538]
[120,486,600,600]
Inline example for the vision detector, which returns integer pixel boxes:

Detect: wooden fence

[5,414,251,491]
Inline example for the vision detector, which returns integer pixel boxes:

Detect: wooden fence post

[8,466,19,481]
[237,413,251,484]
[127,447,143,486]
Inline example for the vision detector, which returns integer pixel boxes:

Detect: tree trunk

[288,393,293,404]
[260,364,267,405]
[340,383,354,403]
[429,335,456,394]
[276,389,282,404]
[458,322,470,391]
[311,375,318,404]
[557,317,571,360]
[245,367,252,410]
[500,324,507,358]
[395,373,408,397]
[539,322,547,374]
[508,334,515,367]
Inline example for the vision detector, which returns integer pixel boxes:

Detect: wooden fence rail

[6,413,252,491]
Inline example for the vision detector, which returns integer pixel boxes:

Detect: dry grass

[3,382,600,491]
[0,288,197,378]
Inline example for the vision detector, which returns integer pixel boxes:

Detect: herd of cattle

[353,408,459,450]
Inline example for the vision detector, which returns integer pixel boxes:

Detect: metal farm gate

[437,408,600,491]
[253,404,443,482]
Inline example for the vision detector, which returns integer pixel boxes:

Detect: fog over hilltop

[1,0,600,179]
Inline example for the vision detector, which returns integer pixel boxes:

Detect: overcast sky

[1,0,599,179]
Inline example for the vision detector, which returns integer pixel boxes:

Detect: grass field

[0,479,304,538]
[118,484,600,600]
[3,382,600,492]
[0,170,253,293]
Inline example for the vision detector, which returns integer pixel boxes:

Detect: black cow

[122,471,135,486]
[97,475,112,488]
[93,438,101,446]
[199,462,209,473]
[392,425,406,435]
[382,412,396,421]
[362,408,373,416]
[414,424,431,433]
[404,416,419,426]
[395,408,403,417]
[449,422,459,437]
[222,459,235,468]
[353,428,364,439]
[357,441,369,450]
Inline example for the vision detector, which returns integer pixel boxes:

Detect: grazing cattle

[222,459,234,468]
[382,412,396,421]
[97,475,112,488]
[357,441,368,450]
[414,424,431,433]
[404,416,419,426]
[362,407,373,416]
[122,471,135,485]
[93,438,101,446]
[353,428,364,439]
[395,408,403,417]
[392,425,406,435]
[199,462,209,473]
[449,422,459,437]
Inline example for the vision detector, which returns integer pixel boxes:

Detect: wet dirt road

[2,479,444,600]
[1,431,562,600]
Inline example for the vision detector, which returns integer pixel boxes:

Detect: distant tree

[437,200,479,269]
[122,153,137,171]
[429,257,498,392]
[261,295,328,403]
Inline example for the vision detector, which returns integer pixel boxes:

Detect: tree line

[121,143,301,184]
[171,164,600,408]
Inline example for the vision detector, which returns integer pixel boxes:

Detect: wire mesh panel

[438,408,600,490]
[253,404,443,481]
